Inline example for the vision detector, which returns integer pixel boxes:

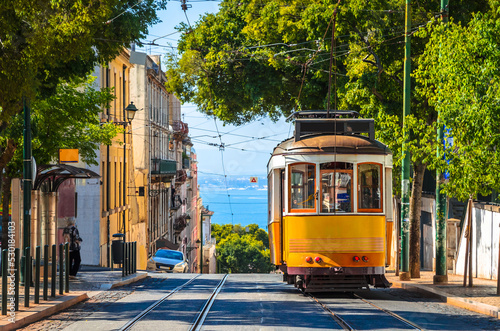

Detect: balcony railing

[172,120,189,134]
[175,169,187,186]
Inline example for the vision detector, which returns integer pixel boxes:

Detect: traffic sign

[250,177,258,183]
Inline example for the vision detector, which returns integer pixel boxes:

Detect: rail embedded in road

[308,290,425,331]
[307,293,354,330]
[189,274,229,331]
[119,274,201,331]
[352,293,423,330]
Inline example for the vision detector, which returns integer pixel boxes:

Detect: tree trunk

[409,162,426,278]
[1,174,10,253]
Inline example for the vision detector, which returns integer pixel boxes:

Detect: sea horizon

[199,175,269,232]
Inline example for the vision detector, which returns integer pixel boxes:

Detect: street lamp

[124,102,138,122]
[119,102,137,277]
[199,211,205,274]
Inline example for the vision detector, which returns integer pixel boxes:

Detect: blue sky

[137,1,292,178]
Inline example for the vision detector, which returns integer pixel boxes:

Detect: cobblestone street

[17,275,173,330]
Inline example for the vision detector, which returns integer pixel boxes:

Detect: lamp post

[118,102,138,277]
[199,211,204,274]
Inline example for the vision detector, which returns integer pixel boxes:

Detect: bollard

[127,242,131,276]
[65,243,69,293]
[25,247,30,307]
[14,248,19,311]
[133,242,136,274]
[43,245,48,301]
[35,246,40,304]
[35,246,41,304]
[59,244,63,295]
[123,242,127,276]
[51,245,56,297]
[2,249,7,315]
[110,246,114,271]
[122,240,125,278]
[125,243,128,276]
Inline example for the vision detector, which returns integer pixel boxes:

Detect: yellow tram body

[282,215,386,267]
[268,111,393,291]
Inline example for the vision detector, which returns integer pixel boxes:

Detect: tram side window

[290,164,316,211]
[320,162,353,213]
[358,163,382,212]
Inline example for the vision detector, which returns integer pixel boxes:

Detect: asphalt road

[22,273,500,331]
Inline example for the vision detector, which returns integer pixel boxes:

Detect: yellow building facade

[99,50,142,268]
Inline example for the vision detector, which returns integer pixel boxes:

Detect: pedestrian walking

[63,218,83,279]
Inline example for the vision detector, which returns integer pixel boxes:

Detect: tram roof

[272,134,391,156]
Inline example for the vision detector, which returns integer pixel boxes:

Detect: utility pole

[23,98,32,252]
[434,0,449,285]
[400,0,411,281]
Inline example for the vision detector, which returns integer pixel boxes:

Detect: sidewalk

[387,270,500,319]
[0,266,147,331]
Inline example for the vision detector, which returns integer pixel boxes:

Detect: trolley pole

[434,0,449,285]
[399,0,411,281]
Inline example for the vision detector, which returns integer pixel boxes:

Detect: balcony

[171,194,182,210]
[151,159,176,176]
[175,169,187,186]
[173,215,187,233]
[172,120,189,140]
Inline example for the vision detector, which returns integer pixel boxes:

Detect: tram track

[351,293,423,330]
[189,274,229,331]
[308,291,424,330]
[119,274,228,331]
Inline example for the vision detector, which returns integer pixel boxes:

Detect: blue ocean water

[199,186,269,231]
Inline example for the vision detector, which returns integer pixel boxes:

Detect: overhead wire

[104,0,144,24]
[212,117,234,223]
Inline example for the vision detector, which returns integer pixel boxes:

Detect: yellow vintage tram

[267,110,393,292]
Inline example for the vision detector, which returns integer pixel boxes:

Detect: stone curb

[0,292,88,331]
[391,280,500,319]
[109,272,148,289]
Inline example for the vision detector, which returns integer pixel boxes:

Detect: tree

[415,14,500,201]
[0,76,121,250]
[0,0,167,122]
[212,223,273,273]
[0,0,167,250]
[167,0,491,278]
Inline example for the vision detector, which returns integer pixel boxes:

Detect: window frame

[320,168,353,213]
[357,162,383,213]
[288,162,317,213]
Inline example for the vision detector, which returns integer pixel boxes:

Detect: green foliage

[414,14,500,200]
[167,0,492,201]
[2,76,121,176]
[212,223,273,273]
[0,0,167,123]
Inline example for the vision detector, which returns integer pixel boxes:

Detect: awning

[34,164,100,192]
